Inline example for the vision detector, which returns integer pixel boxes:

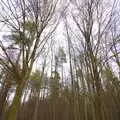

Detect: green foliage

[58,47,67,63]
[30,70,41,81]
[29,70,42,90]
[11,31,28,45]
[103,67,114,79]
[50,71,60,99]
[4,21,37,46]
[23,21,37,33]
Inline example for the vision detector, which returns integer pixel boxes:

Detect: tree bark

[7,80,25,120]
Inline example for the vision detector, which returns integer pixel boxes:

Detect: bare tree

[65,0,119,120]
[0,0,59,119]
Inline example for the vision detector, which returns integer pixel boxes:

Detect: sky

[0,0,120,77]
[0,0,120,104]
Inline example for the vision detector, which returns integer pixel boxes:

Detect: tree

[0,69,13,120]
[29,69,43,98]
[50,71,60,99]
[0,0,58,120]
[68,0,118,119]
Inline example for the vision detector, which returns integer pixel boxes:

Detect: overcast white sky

[0,0,120,77]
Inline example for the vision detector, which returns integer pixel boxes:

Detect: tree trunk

[0,82,11,120]
[7,81,25,120]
